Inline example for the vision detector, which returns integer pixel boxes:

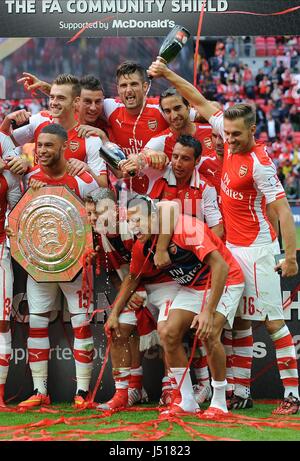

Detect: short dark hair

[127,194,157,216]
[224,103,256,128]
[80,75,104,94]
[116,61,148,84]
[40,123,68,142]
[159,87,189,109]
[175,135,202,160]
[86,187,116,204]
[52,74,81,98]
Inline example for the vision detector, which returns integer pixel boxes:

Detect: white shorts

[117,282,180,326]
[145,282,181,324]
[0,243,13,321]
[228,240,283,321]
[118,308,137,326]
[118,288,147,326]
[27,272,93,315]
[162,284,244,328]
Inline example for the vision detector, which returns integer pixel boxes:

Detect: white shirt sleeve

[0,133,20,159]
[4,171,22,210]
[11,112,51,146]
[12,118,36,146]
[144,134,167,152]
[252,152,286,204]
[85,137,107,176]
[103,98,121,119]
[202,183,223,228]
[208,111,225,141]
[76,175,99,200]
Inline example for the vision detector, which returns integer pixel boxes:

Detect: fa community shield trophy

[8,186,93,282]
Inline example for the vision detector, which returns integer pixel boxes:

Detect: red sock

[271,325,299,398]
[129,367,143,389]
[232,328,253,398]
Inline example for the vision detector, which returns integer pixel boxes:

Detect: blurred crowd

[196,35,300,202]
[0,37,194,99]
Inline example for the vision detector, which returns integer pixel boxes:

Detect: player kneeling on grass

[106,195,245,416]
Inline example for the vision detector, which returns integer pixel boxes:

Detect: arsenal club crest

[203,137,213,149]
[239,165,248,177]
[148,119,158,131]
[69,141,79,152]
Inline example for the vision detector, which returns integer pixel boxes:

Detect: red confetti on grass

[36,407,60,414]
[0,405,300,441]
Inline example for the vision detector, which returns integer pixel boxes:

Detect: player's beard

[46,147,64,167]
[171,117,186,131]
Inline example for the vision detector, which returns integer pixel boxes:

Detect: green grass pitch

[0,402,299,441]
[2,228,300,442]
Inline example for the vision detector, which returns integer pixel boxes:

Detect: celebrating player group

[0,51,299,417]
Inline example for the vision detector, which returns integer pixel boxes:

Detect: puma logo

[207,169,216,176]
[78,351,92,360]
[29,351,43,360]
[0,355,9,365]
[279,359,291,368]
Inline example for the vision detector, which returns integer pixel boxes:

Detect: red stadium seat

[266,36,276,56]
[255,36,266,57]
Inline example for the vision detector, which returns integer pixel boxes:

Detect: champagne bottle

[99,142,126,170]
[158,25,190,64]
[99,142,136,176]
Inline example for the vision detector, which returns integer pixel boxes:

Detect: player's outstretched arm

[266,203,279,236]
[148,59,217,122]
[17,72,51,96]
[120,150,168,177]
[154,201,179,269]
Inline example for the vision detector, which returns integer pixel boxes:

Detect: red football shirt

[145,123,214,159]
[103,98,169,156]
[130,215,243,290]
[12,112,106,176]
[209,111,285,246]
[24,165,98,200]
